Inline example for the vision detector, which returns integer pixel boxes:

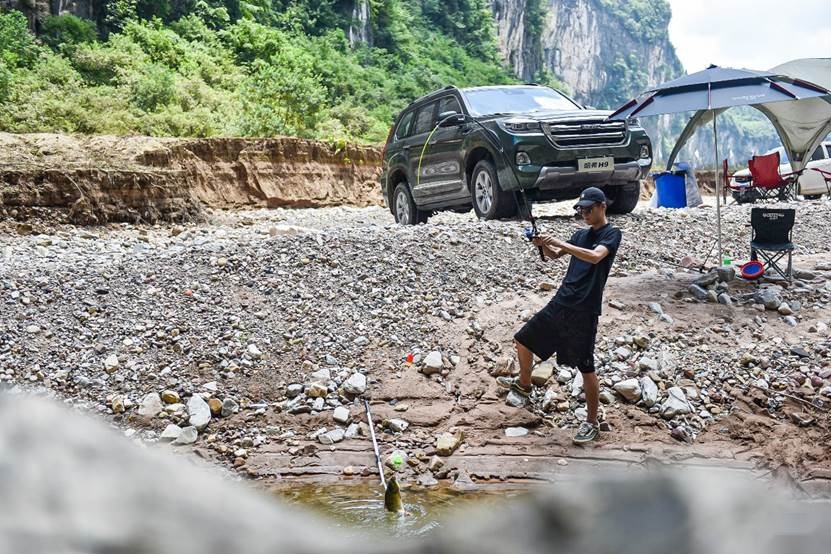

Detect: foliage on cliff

[0,1,511,142]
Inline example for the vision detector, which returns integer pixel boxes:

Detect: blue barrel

[654,171,686,208]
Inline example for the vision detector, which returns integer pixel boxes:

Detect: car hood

[488,109,614,121]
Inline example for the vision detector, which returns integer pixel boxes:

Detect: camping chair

[749,207,795,281]
[811,167,831,195]
[724,158,759,204]
[746,151,799,201]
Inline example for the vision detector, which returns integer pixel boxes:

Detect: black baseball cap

[573,187,607,209]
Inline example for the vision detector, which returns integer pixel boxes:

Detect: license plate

[578,157,614,172]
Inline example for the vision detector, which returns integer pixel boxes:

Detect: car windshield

[462,86,579,116]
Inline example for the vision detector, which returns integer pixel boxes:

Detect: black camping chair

[749,207,795,281]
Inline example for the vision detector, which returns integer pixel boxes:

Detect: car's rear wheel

[392,182,429,225]
[604,181,640,214]
[471,160,516,220]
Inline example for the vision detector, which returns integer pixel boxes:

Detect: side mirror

[438,111,466,127]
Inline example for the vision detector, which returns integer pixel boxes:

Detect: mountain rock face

[491,0,682,105]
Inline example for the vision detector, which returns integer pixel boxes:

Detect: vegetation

[0,2,513,143]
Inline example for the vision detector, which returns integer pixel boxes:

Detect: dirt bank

[0,133,382,225]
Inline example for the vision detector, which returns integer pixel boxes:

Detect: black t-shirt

[553,223,622,314]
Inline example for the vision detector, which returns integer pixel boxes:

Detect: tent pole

[713,110,723,267]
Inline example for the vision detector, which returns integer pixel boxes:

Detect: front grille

[542,119,626,148]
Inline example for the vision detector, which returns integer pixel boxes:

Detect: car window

[809,146,824,162]
[462,86,579,116]
[394,111,414,141]
[412,102,437,135]
[438,95,462,116]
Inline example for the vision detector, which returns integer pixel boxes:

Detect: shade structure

[667,59,831,172]
[608,64,830,266]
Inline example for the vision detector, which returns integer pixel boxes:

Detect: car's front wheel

[604,181,640,214]
[471,160,516,220]
[392,182,429,225]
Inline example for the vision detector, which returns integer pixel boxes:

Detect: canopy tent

[608,64,829,266]
[666,58,831,171]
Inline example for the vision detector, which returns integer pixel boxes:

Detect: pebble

[187,395,211,431]
[504,426,528,437]
[333,406,350,424]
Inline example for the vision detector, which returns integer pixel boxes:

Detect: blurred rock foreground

[0,393,828,554]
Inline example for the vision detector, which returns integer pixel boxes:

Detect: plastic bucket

[654,172,686,208]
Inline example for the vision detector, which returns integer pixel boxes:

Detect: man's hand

[532,234,565,259]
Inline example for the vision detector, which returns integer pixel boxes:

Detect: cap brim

[573,199,596,209]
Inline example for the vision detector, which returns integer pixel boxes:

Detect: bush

[41,15,98,51]
[129,63,176,110]
[0,10,40,68]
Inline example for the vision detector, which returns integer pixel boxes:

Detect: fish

[384,475,403,513]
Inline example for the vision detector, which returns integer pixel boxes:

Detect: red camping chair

[746,151,800,201]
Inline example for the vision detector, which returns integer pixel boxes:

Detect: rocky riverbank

[1,199,829,492]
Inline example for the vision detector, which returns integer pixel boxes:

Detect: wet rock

[417,472,439,487]
[614,379,642,403]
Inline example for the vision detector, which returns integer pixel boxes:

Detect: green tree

[41,15,98,51]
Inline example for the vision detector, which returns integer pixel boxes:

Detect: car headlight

[627,117,642,129]
[499,120,541,134]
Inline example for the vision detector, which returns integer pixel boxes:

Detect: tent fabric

[666,58,831,171]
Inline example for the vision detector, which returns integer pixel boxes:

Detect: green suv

[381,85,652,224]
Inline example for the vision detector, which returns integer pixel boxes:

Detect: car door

[406,100,439,204]
[416,95,468,203]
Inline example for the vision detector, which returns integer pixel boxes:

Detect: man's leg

[583,371,599,425]
[515,340,534,389]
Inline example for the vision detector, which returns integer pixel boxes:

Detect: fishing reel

[523,226,538,241]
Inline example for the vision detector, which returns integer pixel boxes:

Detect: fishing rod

[418,112,545,261]
[364,399,386,489]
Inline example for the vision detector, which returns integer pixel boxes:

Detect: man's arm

[538,235,610,265]
[531,237,565,260]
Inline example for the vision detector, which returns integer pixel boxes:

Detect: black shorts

[514,302,598,374]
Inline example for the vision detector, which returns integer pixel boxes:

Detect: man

[497,187,622,445]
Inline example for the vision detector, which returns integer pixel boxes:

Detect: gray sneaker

[573,422,599,445]
[495,376,532,397]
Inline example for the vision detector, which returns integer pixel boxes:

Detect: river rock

[172,426,198,445]
[640,376,659,407]
[504,427,528,437]
[436,432,463,456]
[662,387,693,418]
[161,390,180,404]
[333,406,350,424]
[138,393,163,418]
[187,395,211,431]
[614,379,642,402]
[422,351,444,375]
[385,418,409,433]
[343,373,366,395]
[531,362,554,386]
[160,424,182,442]
[221,398,239,418]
